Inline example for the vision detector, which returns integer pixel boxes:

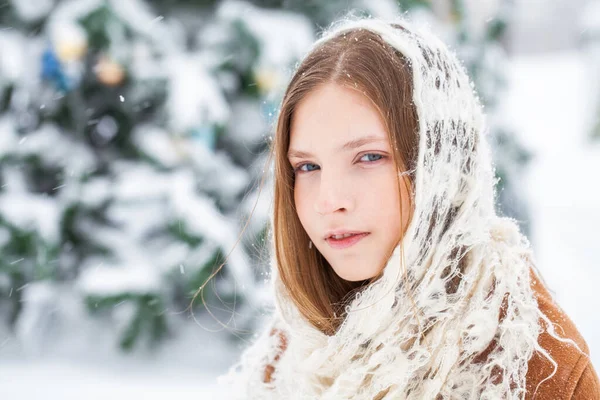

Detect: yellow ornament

[254,68,280,94]
[94,55,125,86]
[51,23,88,62]
[56,40,87,62]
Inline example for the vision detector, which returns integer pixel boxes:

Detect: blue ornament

[41,46,70,92]
[190,125,216,151]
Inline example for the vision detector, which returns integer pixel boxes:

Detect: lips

[325,232,369,249]
[324,230,368,240]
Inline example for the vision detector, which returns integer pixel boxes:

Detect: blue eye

[360,153,384,162]
[293,153,385,175]
[295,163,319,173]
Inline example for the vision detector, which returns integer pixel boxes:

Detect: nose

[314,169,354,215]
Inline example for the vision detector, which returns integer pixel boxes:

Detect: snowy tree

[0,0,313,352]
[0,0,530,353]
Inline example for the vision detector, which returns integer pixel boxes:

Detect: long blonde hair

[192,26,421,337]
[271,27,420,335]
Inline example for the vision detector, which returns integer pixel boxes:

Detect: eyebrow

[287,135,387,159]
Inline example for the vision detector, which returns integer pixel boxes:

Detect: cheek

[362,172,405,237]
[293,183,312,230]
[367,171,400,209]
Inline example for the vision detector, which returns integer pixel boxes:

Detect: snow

[238,162,274,238]
[111,162,172,200]
[0,31,27,83]
[109,0,180,53]
[580,0,600,36]
[77,263,161,297]
[166,54,230,133]
[129,40,168,80]
[0,117,18,157]
[185,144,249,206]
[0,191,61,244]
[8,0,55,22]
[358,0,403,20]
[216,0,314,71]
[226,98,270,146]
[0,308,238,398]
[0,361,223,399]
[131,124,182,168]
[169,171,260,305]
[17,123,96,177]
[79,176,112,208]
[500,49,600,367]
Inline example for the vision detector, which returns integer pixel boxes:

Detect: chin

[333,268,378,282]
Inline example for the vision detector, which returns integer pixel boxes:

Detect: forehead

[289,83,388,153]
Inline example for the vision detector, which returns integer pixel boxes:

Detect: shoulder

[525,268,600,400]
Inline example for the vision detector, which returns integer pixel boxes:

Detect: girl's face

[288,83,412,281]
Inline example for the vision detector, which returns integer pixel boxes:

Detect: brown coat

[525,268,600,399]
[264,268,600,399]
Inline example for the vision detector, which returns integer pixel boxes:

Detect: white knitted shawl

[220,17,556,400]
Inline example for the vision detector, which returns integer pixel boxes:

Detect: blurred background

[0,0,598,398]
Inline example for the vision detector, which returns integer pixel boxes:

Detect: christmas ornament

[41,46,70,92]
[253,67,281,94]
[50,23,88,62]
[94,55,125,87]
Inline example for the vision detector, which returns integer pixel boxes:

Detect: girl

[219,16,599,399]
